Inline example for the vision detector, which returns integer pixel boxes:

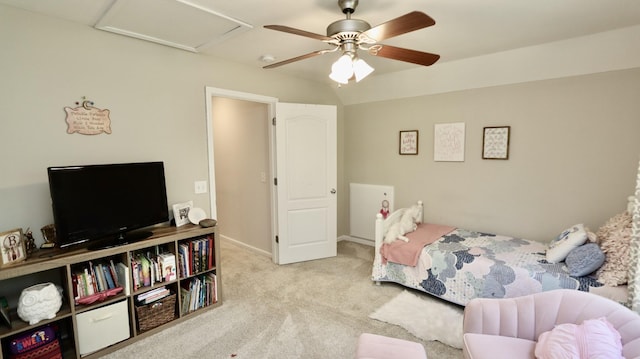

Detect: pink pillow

[535,317,623,359]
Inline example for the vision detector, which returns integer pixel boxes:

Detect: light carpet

[101,240,462,358]
[370,290,464,349]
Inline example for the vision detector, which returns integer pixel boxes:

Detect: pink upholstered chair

[462,289,640,359]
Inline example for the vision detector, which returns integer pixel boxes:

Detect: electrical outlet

[194,180,207,194]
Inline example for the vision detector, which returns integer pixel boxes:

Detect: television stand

[0,224,220,359]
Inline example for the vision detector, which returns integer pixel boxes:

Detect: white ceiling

[3,0,640,87]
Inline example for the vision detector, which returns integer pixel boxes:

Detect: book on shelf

[109,259,119,287]
[178,235,215,278]
[116,262,130,296]
[187,241,194,275]
[102,264,116,289]
[131,248,176,291]
[195,236,215,273]
[82,268,95,296]
[208,236,214,268]
[158,253,176,282]
[179,272,217,314]
[136,287,165,301]
[189,277,199,310]
[193,239,201,274]
[94,263,105,292]
[178,243,190,277]
[89,261,101,293]
[130,257,139,291]
[136,286,170,305]
[209,272,218,304]
[72,260,124,302]
[139,254,151,287]
[179,287,191,315]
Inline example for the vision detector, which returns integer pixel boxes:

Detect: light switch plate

[194,180,207,194]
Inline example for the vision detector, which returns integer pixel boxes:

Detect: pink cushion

[463,333,536,359]
[356,333,427,359]
[535,317,623,359]
[462,290,640,359]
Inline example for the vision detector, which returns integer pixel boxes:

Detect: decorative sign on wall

[64,97,112,135]
[434,122,465,162]
[482,126,510,160]
[399,130,418,155]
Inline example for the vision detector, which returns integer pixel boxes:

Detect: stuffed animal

[383,204,422,244]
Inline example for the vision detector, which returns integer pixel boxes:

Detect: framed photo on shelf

[399,130,419,155]
[172,201,193,227]
[0,228,26,267]
[482,126,510,160]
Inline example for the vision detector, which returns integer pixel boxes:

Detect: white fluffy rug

[369,290,464,349]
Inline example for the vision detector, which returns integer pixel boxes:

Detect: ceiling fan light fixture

[353,57,374,82]
[329,52,374,84]
[329,53,354,84]
[263,1,440,83]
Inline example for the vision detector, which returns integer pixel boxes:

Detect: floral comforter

[372,228,603,306]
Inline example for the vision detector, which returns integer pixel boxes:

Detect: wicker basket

[136,293,176,332]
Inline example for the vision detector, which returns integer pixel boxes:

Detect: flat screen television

[47,161,170,250]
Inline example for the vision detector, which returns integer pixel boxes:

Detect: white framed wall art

[434,122,465,162]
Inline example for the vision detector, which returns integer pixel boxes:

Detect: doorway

[205,87,337,265]
[205,87,278,258]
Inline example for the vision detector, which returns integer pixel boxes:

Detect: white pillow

[546,224,588,263]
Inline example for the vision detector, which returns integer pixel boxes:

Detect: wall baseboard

[220,234,272,258]
[339,235,374,247]
[221,234,374,261]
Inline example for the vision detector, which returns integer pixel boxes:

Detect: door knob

[330,188,337,194]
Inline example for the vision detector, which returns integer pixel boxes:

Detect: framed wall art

[0,228,26,267]
[399,130,419,155]
[172,201,193,227]
[483,126,510,160]
[434,122,465,162]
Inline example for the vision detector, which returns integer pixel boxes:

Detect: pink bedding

[380,223,455,266]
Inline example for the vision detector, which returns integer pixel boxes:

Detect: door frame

[204,87,280,263]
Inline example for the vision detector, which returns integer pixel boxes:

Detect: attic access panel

[95,0,252,52]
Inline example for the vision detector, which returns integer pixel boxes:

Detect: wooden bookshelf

[0,224,221,359]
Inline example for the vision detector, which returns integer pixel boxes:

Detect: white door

[275,103,337,264]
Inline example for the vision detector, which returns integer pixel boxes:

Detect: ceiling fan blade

[263,50,329,69]
[362,11,435,42]
[264,25,332,41]
[368,44,440,66]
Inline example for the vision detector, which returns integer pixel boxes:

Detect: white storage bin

[76,300,130,355]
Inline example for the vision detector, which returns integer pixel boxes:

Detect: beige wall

[211,98,272,253]
[344,68,640,242]
[0,5,345,246]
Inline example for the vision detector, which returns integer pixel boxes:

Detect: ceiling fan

[263,0,440,84]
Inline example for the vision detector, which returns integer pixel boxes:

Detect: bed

[372,198,635,307]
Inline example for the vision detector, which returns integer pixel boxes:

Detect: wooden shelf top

[0,224,216,281]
